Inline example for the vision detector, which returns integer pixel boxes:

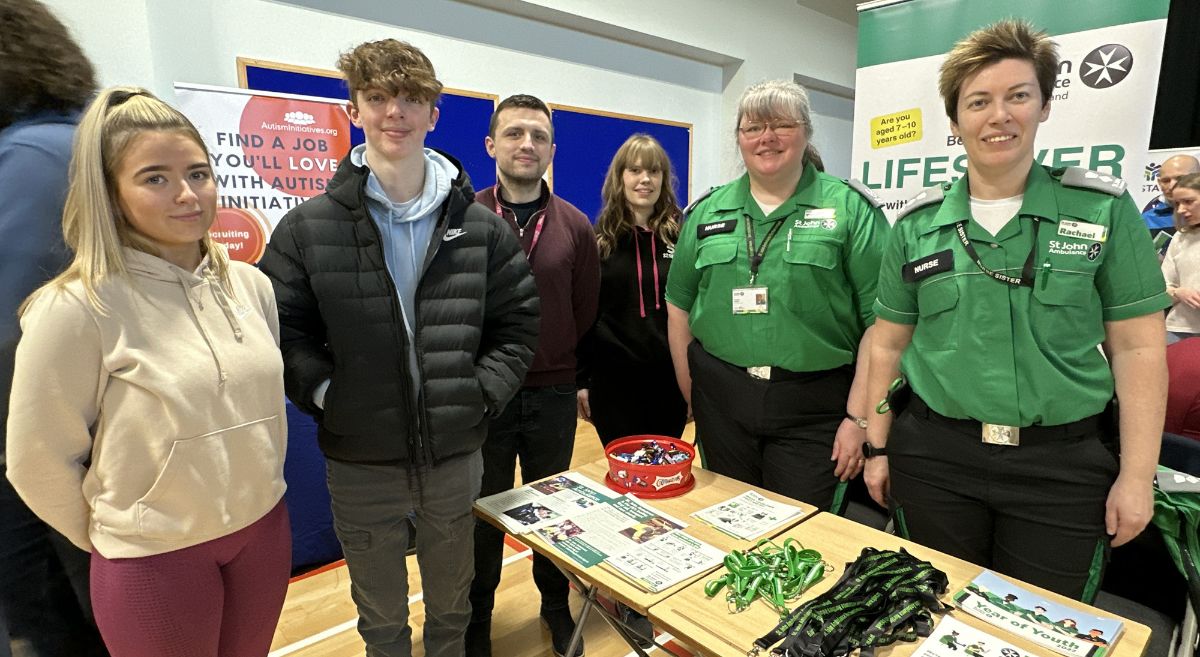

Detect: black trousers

[887,397,1118,601]
[470,384,578,622]
[589,366,687,447]
[688,340,848,510]
[0,474,106,657]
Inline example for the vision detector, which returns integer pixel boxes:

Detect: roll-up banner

[175,83,351,263]
[851,0,1170,221]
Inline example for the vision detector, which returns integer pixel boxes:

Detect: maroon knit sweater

[477,183,600,387]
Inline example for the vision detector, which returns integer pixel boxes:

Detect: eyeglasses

[738,120,802,138]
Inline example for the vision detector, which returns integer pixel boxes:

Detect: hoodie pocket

[136,415,283,541]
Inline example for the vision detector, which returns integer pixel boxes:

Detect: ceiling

[796,0,865,26]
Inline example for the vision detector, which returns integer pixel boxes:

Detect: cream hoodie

[6,247,287,558]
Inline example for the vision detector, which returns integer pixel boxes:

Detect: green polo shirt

[874,164,1170,426]
[665,163,889,371]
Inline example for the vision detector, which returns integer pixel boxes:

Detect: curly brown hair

[0,0,96,129]
[336,39,442,106]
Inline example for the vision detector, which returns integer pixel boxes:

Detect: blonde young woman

[1162,173,1200,342]
[6,87,290,656]
[577,134,688,445]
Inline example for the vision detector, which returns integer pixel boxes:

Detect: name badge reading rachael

[732,287,769,314]
[982,423,1020,446]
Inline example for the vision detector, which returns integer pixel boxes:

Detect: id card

[732,287,769,314]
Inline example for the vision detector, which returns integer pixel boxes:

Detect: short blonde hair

[24,86,230,313]
[938,19,1058,122]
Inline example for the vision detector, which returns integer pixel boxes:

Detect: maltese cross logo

[1081,44,1132,89]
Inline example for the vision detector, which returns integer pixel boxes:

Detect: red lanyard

[492,184,546,259]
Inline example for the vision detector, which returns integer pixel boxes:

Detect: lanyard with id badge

[732,214,786,315]
[953,216,1043,446]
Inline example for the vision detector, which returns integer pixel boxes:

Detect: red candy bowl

[604,435,696,498]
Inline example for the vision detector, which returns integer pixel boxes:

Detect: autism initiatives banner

[175,83,351,263]
[851,0,1169,221]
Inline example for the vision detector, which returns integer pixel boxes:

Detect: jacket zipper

[359,194,424,460]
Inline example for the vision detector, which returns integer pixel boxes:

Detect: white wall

[41,0,859,192]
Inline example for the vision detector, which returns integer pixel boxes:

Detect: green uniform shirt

[665,163,889,371]
[874,164,1170,426]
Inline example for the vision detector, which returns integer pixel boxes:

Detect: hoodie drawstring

[175,266,244,388]
[633,227,662,319]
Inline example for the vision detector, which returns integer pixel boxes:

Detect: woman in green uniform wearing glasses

[863,20,1168,600]
[665,79,889,510]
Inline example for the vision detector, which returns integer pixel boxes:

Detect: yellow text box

[870,108,923,149]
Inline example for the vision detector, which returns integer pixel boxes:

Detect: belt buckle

[982,423,1020,446]
[747,366,771,380]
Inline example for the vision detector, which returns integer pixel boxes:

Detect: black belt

[908,394,1108,442]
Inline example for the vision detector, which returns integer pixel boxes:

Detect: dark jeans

[888,403,1118,600]
[0,475,106,657]
[327,451,483,657]
[470,384,578,620]
[689,340,848,510]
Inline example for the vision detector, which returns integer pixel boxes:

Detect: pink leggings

[90,501,291,657]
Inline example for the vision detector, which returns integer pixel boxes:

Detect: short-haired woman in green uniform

[863,20,1168,600]
[665,80,889,510]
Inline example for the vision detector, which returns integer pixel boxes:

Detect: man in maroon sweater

[468,94,600,657]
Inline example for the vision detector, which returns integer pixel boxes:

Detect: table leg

[558,566,688,657]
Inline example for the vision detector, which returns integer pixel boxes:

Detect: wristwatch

[845,413,868,430]
[861,443,887,459]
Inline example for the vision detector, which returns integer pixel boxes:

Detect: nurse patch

[902,249,953,282]
[697,220,736,239]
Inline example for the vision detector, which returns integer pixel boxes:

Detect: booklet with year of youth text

[953,570,1123,657]
[535,494,725,593]
[474,471,617,535]
[689,490,807,540]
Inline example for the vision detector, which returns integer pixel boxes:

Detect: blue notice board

[238,58,497,191]
[549,106,691,222]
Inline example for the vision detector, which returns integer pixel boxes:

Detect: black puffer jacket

[259,151,539,464]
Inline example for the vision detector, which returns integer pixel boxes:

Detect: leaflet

[474,472,617,535]
[914,615,1039,657]
[690,490,806,540]
[536,495,723,592]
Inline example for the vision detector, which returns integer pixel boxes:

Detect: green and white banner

[851,0,1170,220]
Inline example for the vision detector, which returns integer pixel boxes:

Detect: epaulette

[1056,166,1126,196]
[845,178,883,208]
[896,183,947,221]
[682,186,719,223]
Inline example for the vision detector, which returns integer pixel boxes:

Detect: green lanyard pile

[750,547,950,657]
[703,538,827,616]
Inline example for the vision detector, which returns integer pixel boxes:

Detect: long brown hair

[595,134,680,259]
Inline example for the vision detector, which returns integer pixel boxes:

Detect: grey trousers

[326,450,483,657]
